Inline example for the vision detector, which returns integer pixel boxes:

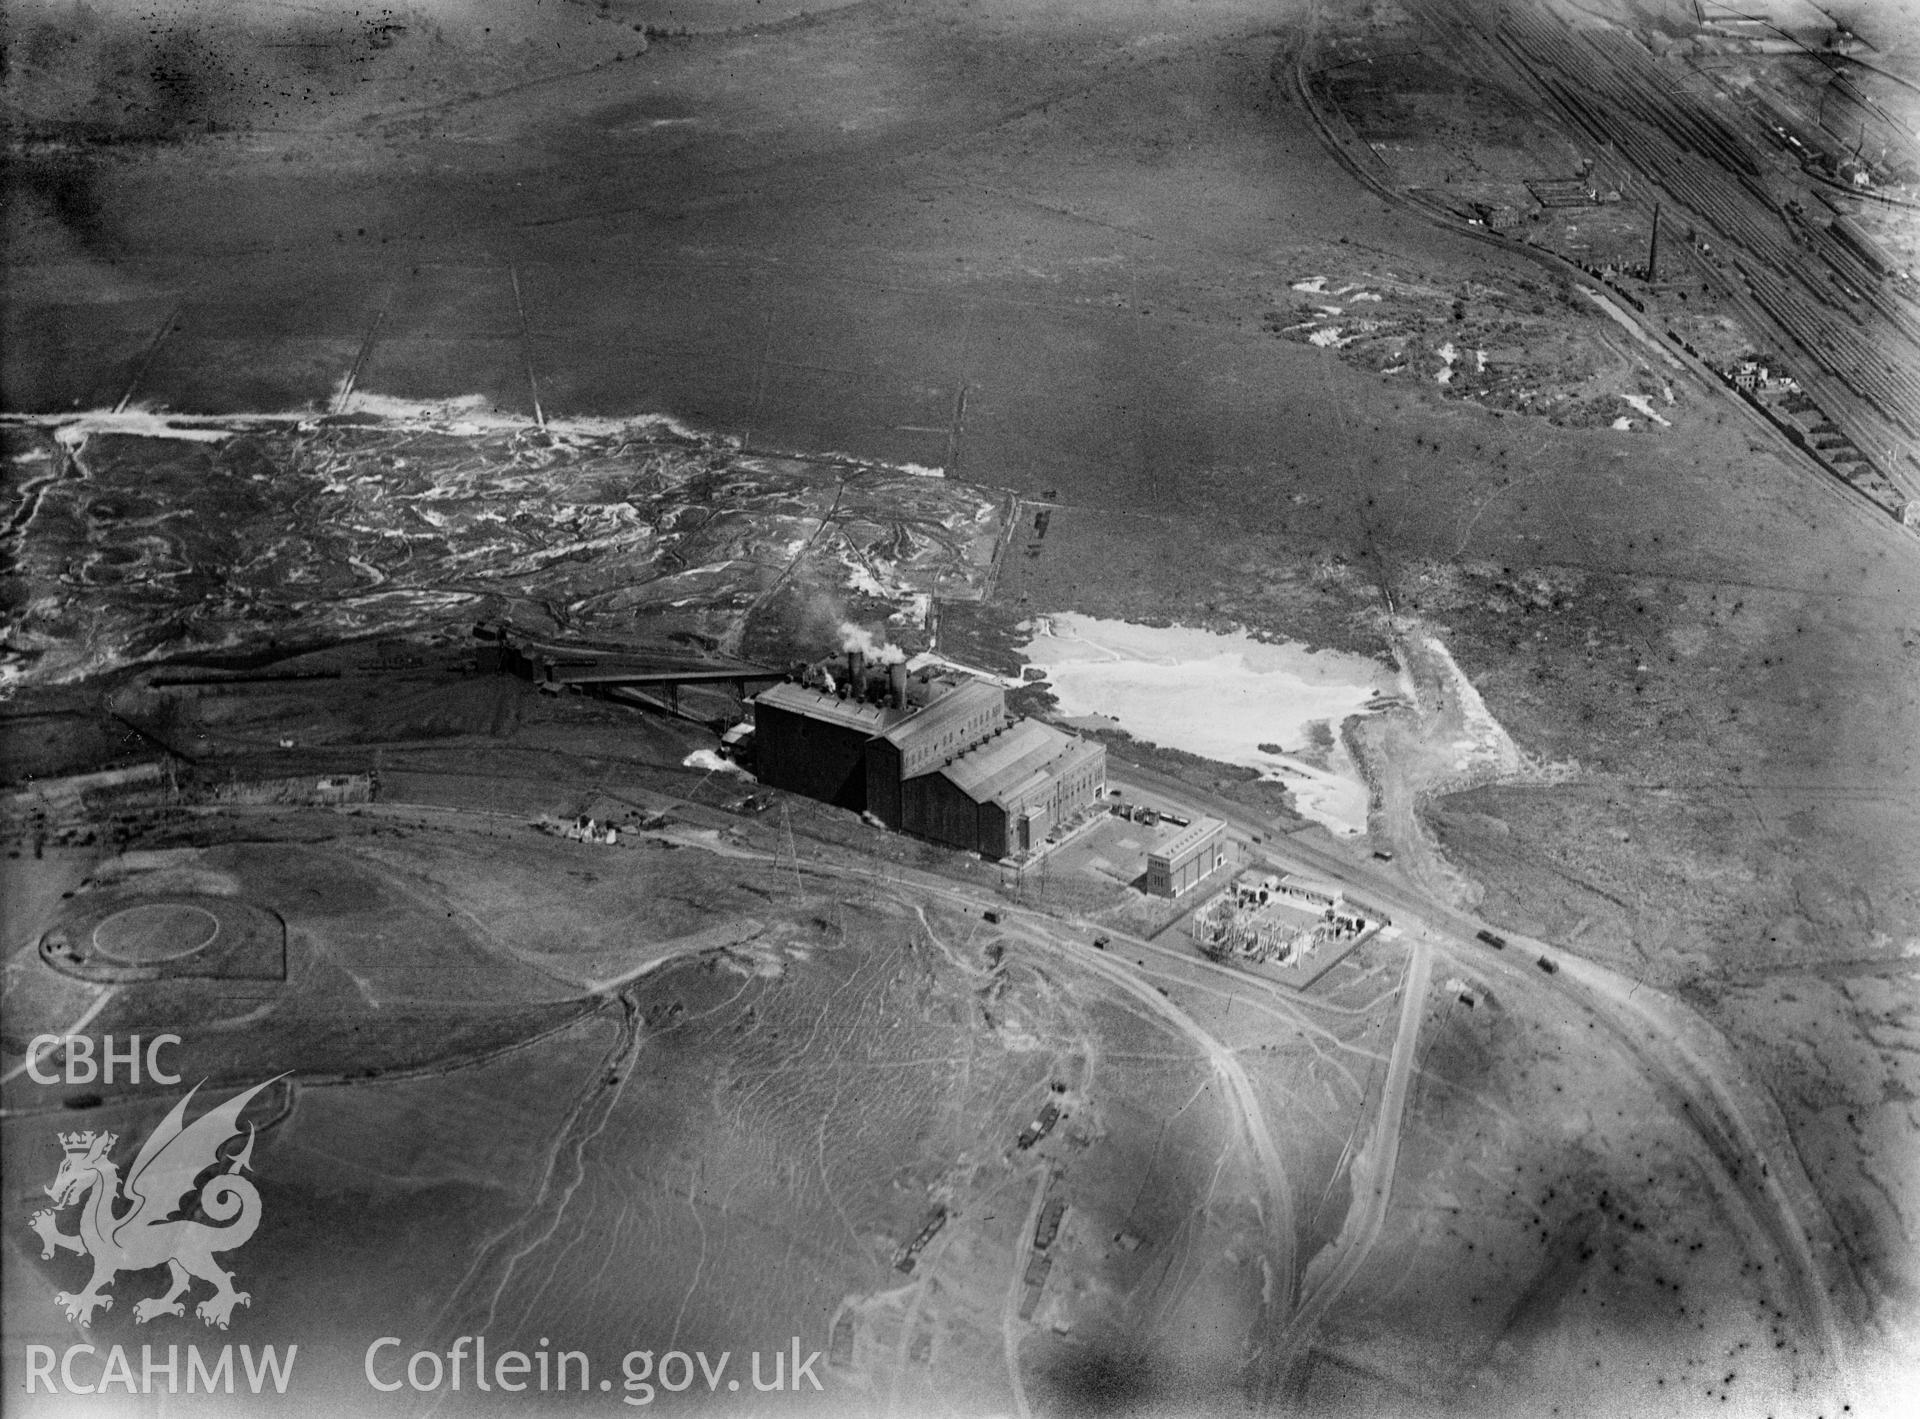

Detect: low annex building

[752,656,1105,859]
[1144,816,1229,898]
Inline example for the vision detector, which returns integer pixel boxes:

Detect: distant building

[314,774,372,805]
[1523,177,1595,209]
[1827,212,1898,278]
[1701,16,1771,39]
[1144,817,1229,898]
[1273,873,1344,909]
[208,772,372,807]
[752,660,1105,859]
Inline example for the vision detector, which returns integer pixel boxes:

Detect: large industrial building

[901,717,1108,859]
[751,682,903,812]
[751,653,1106,860]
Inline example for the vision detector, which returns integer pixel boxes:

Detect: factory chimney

[889,660,907,710]
[847,649,865,701]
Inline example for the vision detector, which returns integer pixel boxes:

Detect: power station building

[752,654,1105,859]
[750,683,901,811]
[899,717,1107,858]
[866,679,1008,827]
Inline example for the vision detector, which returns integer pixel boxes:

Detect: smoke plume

[839,622,905,664]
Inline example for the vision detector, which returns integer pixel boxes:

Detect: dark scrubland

[4,0,1918,1412]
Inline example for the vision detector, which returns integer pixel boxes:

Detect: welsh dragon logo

[30,1077,282,1329]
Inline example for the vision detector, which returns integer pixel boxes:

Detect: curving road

[776,789,1855,1392]
[994,913,1300,1314]
[1271,929,1432,1361]
[284,764,1856,1396]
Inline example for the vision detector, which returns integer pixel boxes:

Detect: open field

[0,683,1883,1414]
[1,808,1313,1416]
[5,0,1919,1414]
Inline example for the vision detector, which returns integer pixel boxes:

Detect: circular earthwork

[40,894,286,983]
[91,901,222,964]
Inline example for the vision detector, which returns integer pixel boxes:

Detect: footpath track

[127,749,1855,1395]
[1268,930,1434,1385]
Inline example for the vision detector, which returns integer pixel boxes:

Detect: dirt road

[346,771,1857,1395]
[671,792,1860,1388]
[1270,929,1433,1365]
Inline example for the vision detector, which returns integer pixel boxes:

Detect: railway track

[1399,0,1920,506]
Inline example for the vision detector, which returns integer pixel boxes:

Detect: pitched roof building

[752,682,911,811]
[899,719,1106,858]
[754,667,1104,858]
[866,680,1007,828]
[1144,816,1228,898]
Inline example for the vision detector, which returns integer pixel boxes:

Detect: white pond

[1017,615,1395,836]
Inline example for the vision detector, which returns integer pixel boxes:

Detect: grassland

[4,0,1917,1413]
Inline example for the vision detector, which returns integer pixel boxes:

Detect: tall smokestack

[889,660,907,710]
[847,650,864,701]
